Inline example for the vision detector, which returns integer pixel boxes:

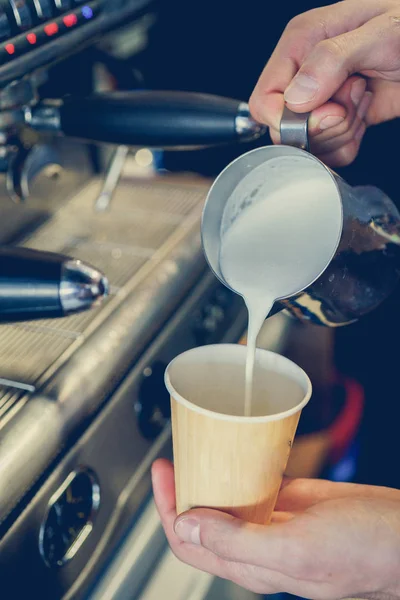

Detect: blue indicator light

[82,6,93,19]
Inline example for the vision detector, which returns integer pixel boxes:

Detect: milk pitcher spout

[201,108,400,327]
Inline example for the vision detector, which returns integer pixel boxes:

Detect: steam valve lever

[26,91,267,148]
[0,247,108,323]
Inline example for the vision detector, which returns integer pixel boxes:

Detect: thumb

[174,508,301,571]
[284,12,400,112]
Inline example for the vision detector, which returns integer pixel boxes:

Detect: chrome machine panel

[0,174,247,599]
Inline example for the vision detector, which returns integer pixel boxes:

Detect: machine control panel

[0,0,154,84]
[0,0,100,64]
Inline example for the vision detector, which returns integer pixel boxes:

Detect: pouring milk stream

[218,156,341,416]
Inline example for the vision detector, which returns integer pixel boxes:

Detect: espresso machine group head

[0,0,267,324]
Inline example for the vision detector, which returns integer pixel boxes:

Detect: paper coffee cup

[165,344,312,525]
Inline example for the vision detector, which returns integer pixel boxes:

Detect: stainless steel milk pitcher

[201,107,400,326]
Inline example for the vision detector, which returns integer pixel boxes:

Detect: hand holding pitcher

[249,0,400,167]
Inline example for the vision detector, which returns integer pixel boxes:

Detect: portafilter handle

[25,90,267,149]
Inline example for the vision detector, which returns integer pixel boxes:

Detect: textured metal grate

[101,179,209,217]
[23,211,177,254]
[0,176,209,422]
[0,325,73,384]
[0,385,30,429]
[53,243,148,289]
[14,304,104,338]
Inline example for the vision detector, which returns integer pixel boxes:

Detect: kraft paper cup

[165,344,312,525]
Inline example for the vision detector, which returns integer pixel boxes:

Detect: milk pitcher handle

[279,106,311,151]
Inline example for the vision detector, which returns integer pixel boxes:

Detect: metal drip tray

[0,385,29,429]
[0,325,74,384]
[23,177,207,288]
[110,179,211,216]
[0,173,214,526]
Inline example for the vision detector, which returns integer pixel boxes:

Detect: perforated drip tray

[0,174,210,425]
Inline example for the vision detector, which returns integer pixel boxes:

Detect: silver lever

[94,145,129,212]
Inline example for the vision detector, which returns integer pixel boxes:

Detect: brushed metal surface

[0,176,208,387]
[0,174,211,523]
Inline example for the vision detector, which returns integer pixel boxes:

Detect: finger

[310,92,372,156]
[268,99,348,145]
[267,76,365,146]
[152,459,179,543]
[152,459,176,517]
[309,76,364,140]
[174,507,367,593]
[250,90,284,134]
[174,508,304,573]
[275,476,400,512]
[284,10,400,113]
[249,0,391,127]
[174,508,338,599]
[318,126,365,167]
[365,79,400,125]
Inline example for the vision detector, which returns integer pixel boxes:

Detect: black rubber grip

[58,90,244,147]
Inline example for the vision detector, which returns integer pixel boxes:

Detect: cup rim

[164,344,312,423]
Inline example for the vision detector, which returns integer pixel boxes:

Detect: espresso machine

[0,2,271,598]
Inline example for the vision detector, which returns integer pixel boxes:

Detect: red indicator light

[26,33,37,44]
[44,23,59,36]
[5,43,15,55]
[63,14,78,27]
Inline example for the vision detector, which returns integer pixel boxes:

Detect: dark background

[138,0,400,489]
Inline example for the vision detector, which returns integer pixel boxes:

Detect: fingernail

[355,122,366,142]
[284,74,319,105]
[174,518,201,545]
[350,79,366,106]
[357,91,372,120]
[319,115,345,130]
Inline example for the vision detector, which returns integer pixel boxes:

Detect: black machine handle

[28,91,267,148]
